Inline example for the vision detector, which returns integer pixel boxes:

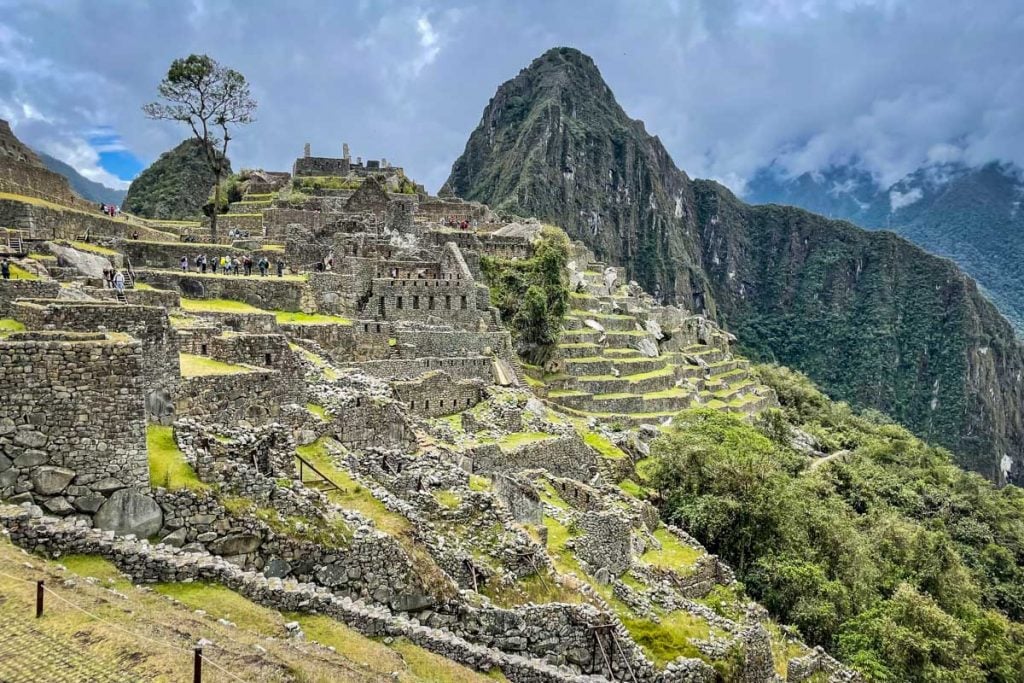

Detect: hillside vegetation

[645,368,1024,682]
[123,138,228,219]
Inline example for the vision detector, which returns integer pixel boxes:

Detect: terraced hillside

[530,253,775,427]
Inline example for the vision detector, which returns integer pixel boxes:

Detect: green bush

[481,226,569,364]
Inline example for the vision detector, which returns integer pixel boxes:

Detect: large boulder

[31,466,75,495]
[47,242,115,278]
[93,489,163,538]
[207,532,261,556]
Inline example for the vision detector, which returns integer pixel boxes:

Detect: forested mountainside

[36,151,126,206]
[445,46,1024,483]
[123,138,227,219]
[747,161,1024,333]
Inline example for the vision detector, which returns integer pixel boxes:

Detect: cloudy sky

[1,0,1021,193]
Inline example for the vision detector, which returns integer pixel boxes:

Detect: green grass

[68,240,119,256]
[147,424,208,491]
[306,402,329,421]
[59,555,126,584]
[640,527,702,571]
[8,263,38,280]
[0,318,25,333]
[392,638,508,681]
[274,310,352,325]
[179,298,265,314]
[153,582,282,635]
[582,430,627,459]
[618,609,710,666]
[468,475,492,492]
[496,431,553,451]
[179,353,253,377]
[433,490,462,509]
[538,480,570,510]
[260,243,285,252]
[618,479,646,498]
[297,438,409,535]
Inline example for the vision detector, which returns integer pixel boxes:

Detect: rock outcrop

[123,138,229,220]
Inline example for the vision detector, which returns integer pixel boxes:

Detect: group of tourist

[102,267,130,293]
[180,254,285,277]
[442,216,474,230]
[98,203,122,218]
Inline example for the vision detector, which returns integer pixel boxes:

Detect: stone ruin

[0,119,860,682]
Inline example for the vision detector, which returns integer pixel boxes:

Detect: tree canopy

[143,54,256,239]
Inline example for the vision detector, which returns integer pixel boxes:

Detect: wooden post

[193,646,203,683]
[35,580,44,618]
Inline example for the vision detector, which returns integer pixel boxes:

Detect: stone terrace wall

[11,299,180,399]
[0,331,148,514]
[174,369,301,424]
[467,436,598,480]
[371,277,489,329]
[395,329,514,358]
[137,269,307,312]
[351,356,493,382]
[0,200,173,242]
[118,240,245,269]
[0,279,59,316]
[393,372,483,417]
[0,158,94,212]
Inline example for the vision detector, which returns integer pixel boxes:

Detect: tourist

[220,255,229,273]
[258,256,268,276]
[131,230,139,240]
[243,255,252,276]
[232,256,241,275]
[210,255,217,274]
[113,269,125,293]
[0,257,9,280]
[180,256,189,272]
[276,258,285,277]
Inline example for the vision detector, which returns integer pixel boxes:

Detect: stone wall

[118,240,245,269]
[0,199,173,242]
[12,299,180,403]
[137,269,307,312]
[0,331,150,521]
[293,156,351,177]
[467,436,598,480]
[371,277,488,328]
[350,356,494,382]
[394,329,514,359]
[174,368,301,424]
[0,279,59,316]
[392,371,483,417]
[329,399,415,452]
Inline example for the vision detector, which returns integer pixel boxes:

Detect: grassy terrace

[7,263,38,279]
[275,311,352,325]
[0,193,179,240]
[0,318,25,334]
[496,431,554,451]
[161,269,308,282]
[578,365,675,383]
[147,424,207,491]
[179,352,254,377]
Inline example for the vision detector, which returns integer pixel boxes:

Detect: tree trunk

[211,167,221,243]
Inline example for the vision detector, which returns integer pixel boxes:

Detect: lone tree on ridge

[143,54,256,241]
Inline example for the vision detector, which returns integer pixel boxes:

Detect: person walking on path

[1,258,10,280]
[276,258,285,277]
[113,270,125,293]
[258,256,268,277]
[180,256,189,272]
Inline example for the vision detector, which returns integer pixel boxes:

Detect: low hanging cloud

[0,0,1020,194]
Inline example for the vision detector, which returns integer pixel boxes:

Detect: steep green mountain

[123,138,228,219]
[36,151,127,206]
[445,47,1024,483]
[748,162,1024,333]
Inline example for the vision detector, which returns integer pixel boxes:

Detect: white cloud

[889,187,923,211]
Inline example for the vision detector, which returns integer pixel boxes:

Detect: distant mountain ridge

[747,160,1024,332]
[446,46,1024,484]
[35,151,127,206]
